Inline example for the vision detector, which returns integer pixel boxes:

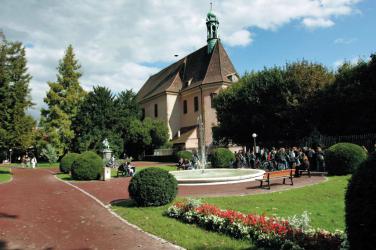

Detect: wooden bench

[258,169,295,189]
[298,168,311,177]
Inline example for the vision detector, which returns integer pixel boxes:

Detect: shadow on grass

[0,169,10,174]
[110,199,137,207]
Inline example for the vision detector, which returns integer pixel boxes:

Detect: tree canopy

[40,45,86,157]
[0,34,35,160]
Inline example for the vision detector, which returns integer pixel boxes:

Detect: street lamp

[252,133,257,153]
[9,149,12,163]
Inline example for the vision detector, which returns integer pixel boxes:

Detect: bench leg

[290,177,294,185]
[267,180,270,189]
[259,180,263,188]
[283,178,286,185]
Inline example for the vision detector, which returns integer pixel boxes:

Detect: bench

[258,169,295,189]
[298,168,311,177]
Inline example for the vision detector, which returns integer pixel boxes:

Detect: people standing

[31,156,37,168]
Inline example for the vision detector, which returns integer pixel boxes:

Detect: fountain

[170,115,265,186]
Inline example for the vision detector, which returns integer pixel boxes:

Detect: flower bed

[166,199,346,249]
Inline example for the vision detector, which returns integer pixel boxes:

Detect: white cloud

[302,18,335,28]
[334,37,357,44]
[0,0,362,120]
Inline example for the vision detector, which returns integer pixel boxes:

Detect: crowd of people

[233,146,325,173]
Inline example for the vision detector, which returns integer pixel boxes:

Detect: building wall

[166,93,180,139]
[180,88,202,128]
[140,94,169,132]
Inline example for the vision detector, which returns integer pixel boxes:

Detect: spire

[206,3,219,54]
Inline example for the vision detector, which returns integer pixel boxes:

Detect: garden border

[0,166,13,184]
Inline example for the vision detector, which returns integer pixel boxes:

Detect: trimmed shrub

[325,143,367,175]
[71,151,103,180]
[128,168,177,206]
[176,150,193,161]
[59,153,80,173]
[345,152,376,250]
[211,148,235,168]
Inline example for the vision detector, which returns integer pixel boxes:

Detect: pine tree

[40,45,86,157]
[0,33,35,156]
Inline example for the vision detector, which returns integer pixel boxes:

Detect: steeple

[206,3,219,54]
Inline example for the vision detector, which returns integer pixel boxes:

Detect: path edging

[51,170,184,250]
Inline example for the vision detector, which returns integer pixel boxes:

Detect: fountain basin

[170,168,265,186]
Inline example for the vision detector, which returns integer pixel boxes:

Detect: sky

[0,0,375,120]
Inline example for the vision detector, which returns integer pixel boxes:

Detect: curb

[51,170,184,250]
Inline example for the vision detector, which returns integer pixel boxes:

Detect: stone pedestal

[102,167,112,181]
[102,149,112,161]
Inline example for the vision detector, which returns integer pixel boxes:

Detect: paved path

[0,168,177,250]
[71,172,326,205]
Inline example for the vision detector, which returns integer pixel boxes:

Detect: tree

[213,61,333,146]
[40,45,86,157]
[315,55,376,135]
[72,86,122,155]
[41,144,58,166]
[0,33,35,160]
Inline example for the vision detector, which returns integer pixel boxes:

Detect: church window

[194,96,199,112]
[154,104,158,117]
[183,100,187,114]
[210,93,217,108]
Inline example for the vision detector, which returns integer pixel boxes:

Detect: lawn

[10,162,59,168]
[56,165,177,181]
[0,167,12,183]
[112,176,349,249]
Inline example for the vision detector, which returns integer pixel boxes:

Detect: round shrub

[128,168,177,206]
[345,152,376,250]
[59,153,80,173]
[325,143,367,175]
[211,148,235,168]
[71,151,103,180]
[176,150,193,161]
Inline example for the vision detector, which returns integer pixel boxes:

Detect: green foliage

[176,150,193,161]
[345,153,376,250]
[128,168,177,206]
[41,144,58,165]
[316,55,376,135]
[71,151,102,180]
[0,34,35,157]
[40,45,86,157]
[211,148,235,168]
[72,86,122,156]
[214,61,333,145]
[325,143,367,175]
[59,152,80,173]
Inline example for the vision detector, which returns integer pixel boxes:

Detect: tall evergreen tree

[40,45,86,157]
[0,33,35,158]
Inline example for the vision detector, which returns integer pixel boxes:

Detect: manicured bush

[325,143,367,175]
[71,151,103,180]
[128,168,177,206]
[176,150,193,161]
[59,153,80,173]
[345,152,376,250]
[211,148,235,168]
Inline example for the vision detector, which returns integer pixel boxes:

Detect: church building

[136,10,238,150]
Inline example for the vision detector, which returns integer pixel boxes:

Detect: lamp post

[252,133,257,153]
[9,149,12,163]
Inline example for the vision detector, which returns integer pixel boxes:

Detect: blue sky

[0,0,375,119]
[227,0,376,74]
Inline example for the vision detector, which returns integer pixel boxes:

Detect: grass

[10,162,59,168]
[56,165,177,181]
[0,167,12,183]
[112,176,349,249]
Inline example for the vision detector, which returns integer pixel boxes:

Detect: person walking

[31,156,37,169]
